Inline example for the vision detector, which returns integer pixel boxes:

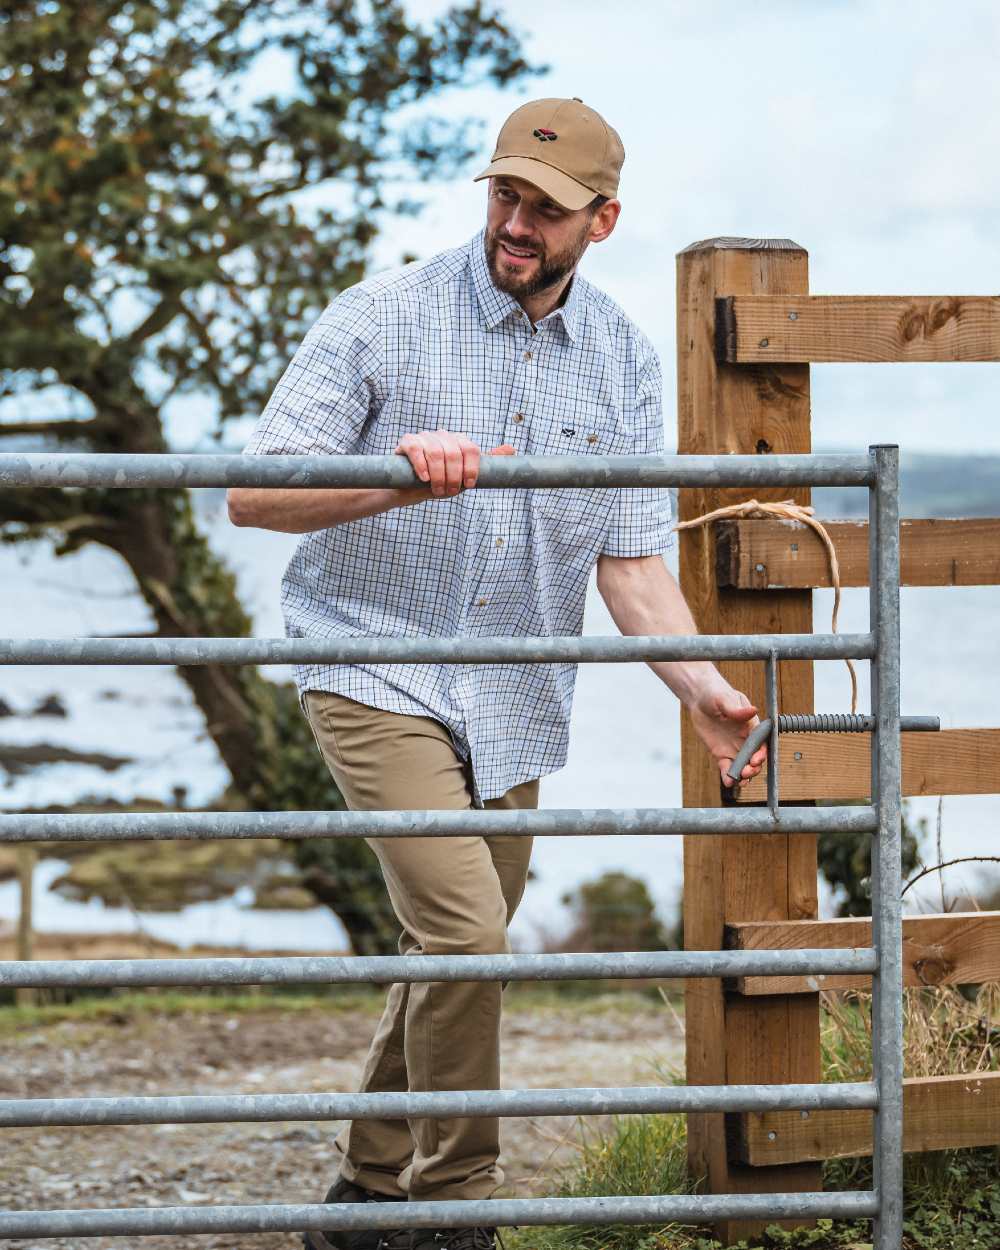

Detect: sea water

[1,495,997,951]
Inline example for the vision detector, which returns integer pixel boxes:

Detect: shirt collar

[469,229,583,345]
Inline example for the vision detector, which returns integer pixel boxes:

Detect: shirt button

[586,433,599,444]
[524,351,532,361]
[513,412,524,423]
[475,597,488,606]
[495,537,504,548]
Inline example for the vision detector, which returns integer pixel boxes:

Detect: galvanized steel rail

[0,631,874,665]
[0,1080,878,1129]
[0,1192,880,1241]
[0,804,878,842]
[0,945,879,990]
[0,450,876,489]
[0,448,905,1247]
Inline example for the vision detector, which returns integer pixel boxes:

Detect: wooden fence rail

[734,727,1000,803]
[717,517,1000,589]
[737,1071,1000,1165]
[717,295,1000,363]
[726,912,1000,995]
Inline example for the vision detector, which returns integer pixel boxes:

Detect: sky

[320,0,1000,458]
[9,0,998,454]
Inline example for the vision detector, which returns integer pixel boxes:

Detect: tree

[0,0,540,952]
[818,802,923,917]
[560,871,670,953]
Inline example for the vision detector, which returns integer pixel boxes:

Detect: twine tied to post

[674,499,857,714]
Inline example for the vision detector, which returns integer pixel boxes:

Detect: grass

[507,985,1000,1250]
[0,981,671,1037]
[821,983,1000,1081]
[507,1121,1000,1250]
[506,1111,696,1250]
[0,985,387,1036]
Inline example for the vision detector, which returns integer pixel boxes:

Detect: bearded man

[229,97,765,1250]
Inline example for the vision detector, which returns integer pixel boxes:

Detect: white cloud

[377,0,999,451]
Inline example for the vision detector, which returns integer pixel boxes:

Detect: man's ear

[589,199,621,244]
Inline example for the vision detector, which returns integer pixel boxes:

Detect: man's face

[484,177,596,299]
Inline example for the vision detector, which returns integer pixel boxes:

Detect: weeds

[508,987,1000,1249]
[506,1112,698,1250]
[822,983,1000,1084]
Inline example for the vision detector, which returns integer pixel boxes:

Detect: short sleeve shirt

[243,229,674,803]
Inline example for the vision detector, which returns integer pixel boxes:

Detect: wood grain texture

[720,295,1000,363]
[736,1072,1000,1165]
[734,728,1000,803]
[677,237,820,1239]
[727,912,1000,994]
[716,517,1000,589]
[680,238,806,254]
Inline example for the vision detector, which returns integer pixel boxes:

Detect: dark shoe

[408,1229,501,1250]
[303,1176,409,1250]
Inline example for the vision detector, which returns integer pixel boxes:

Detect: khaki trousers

[303,690,539,1202]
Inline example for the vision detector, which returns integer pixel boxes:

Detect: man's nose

[506,202,536,238]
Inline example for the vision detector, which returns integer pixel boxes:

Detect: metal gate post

[869,444,904,1249]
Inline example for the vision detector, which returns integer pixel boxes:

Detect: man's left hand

[688,679,767,789]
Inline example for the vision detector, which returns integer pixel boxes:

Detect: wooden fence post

[16,844,36,1007]
[677,238,821,1243]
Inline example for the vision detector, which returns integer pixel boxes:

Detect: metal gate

[0,445,903,1246]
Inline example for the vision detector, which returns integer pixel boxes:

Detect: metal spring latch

[727,651,940,813]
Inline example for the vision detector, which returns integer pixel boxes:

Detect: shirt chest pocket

[529,404,631,527]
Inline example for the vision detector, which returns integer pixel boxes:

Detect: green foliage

[0,0,540,953]
[0,987,386,1032]
[0,0,540,415]
[506,1112,693,1250]
[818,802,923,917]
[560,871,671,952]
[508,989,1000,1250]
[508,1129,1000,1250]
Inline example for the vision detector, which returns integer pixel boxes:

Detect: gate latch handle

[727,713,940,787]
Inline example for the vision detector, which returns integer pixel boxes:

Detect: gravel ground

[1,994,683,1249]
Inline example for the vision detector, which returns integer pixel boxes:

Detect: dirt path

[1,995,683,1248]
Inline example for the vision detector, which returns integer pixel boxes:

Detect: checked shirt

[243,228,674,803]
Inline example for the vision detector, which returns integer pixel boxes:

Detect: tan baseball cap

[473,97,624,211]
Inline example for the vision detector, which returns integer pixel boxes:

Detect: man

[230,98,765,1250]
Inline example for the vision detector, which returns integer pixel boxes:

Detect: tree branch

[902,857,1000,898]
[0,487,121,541]
[126,292,185,349]
[182,302,229,393]
[0,417,102,442]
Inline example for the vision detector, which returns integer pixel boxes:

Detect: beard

[485,219,591,300]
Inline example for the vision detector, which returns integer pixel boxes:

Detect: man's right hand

[228,430,515,535]
[395,429,515,497]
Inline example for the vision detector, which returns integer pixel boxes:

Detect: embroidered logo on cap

[532,127,558,142]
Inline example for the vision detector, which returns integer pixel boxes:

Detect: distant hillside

[662,452,998,522]
[811,451,1000,518]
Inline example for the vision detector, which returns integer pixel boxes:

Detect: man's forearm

[227,484,429,534]
[595,552,724,707]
